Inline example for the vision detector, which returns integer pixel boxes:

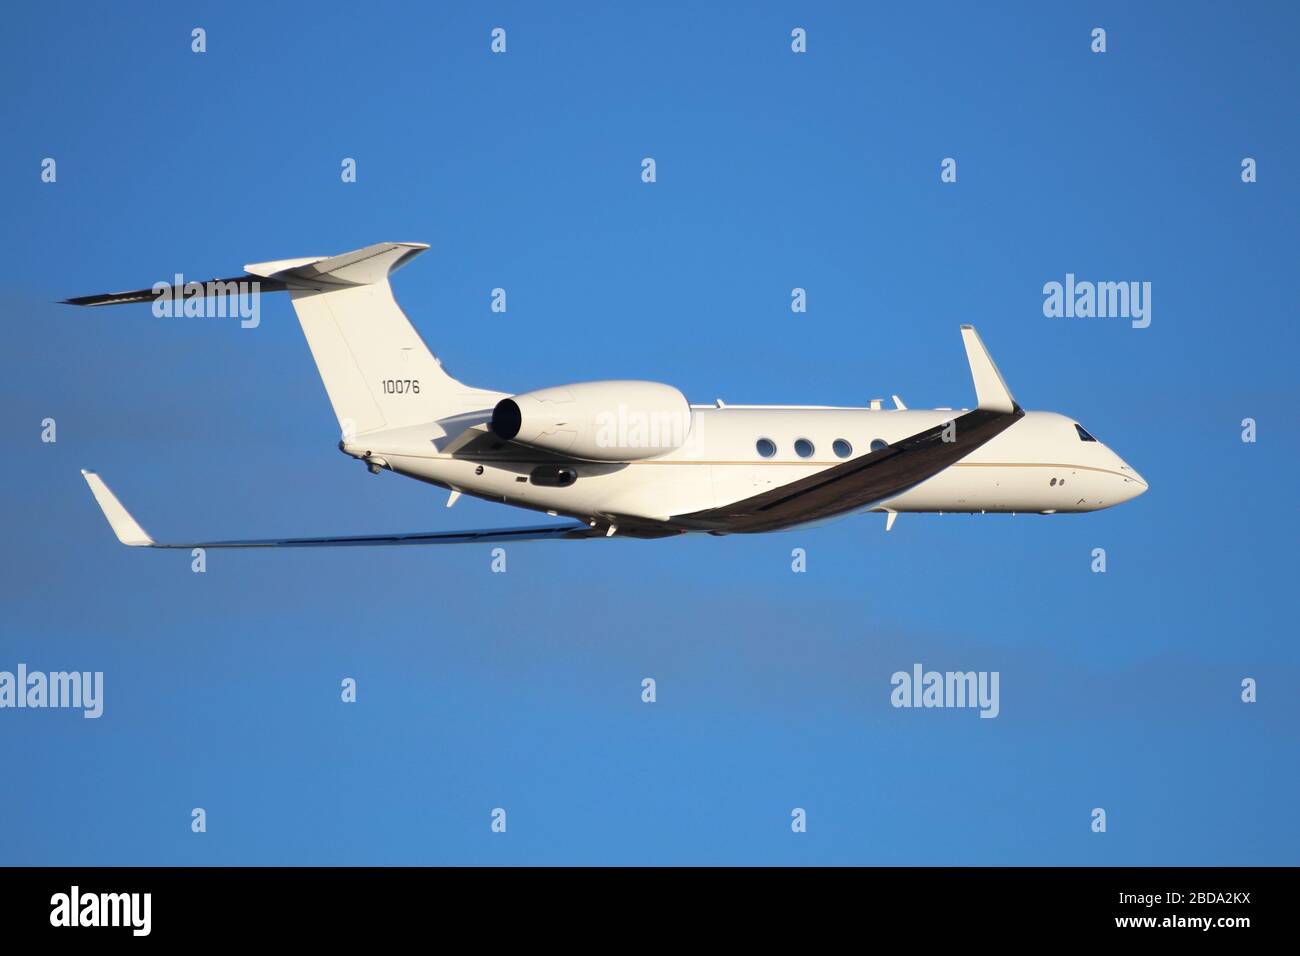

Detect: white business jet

[67,242,1146,548]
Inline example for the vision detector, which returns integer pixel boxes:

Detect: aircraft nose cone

[1118,462,1148,498]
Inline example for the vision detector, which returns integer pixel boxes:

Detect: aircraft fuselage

[344,407,1148,535]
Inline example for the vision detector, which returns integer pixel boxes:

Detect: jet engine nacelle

[491,380,692,462]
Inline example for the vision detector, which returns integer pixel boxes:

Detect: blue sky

[1,1,1296,864]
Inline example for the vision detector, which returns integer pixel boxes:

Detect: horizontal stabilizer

[62,278,286,308]
[62,242,428,306]
[245,242,428,287]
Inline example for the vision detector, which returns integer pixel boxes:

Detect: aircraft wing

[672,325,1025,533]
[674,405,1022,533]
[80,470,603,548]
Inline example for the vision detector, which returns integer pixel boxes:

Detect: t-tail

[64,242,505,435]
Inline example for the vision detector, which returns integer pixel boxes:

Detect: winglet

[81,470,155,546]
[959,326,1018,414]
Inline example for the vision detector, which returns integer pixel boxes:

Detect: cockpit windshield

[1074,423,1098,442]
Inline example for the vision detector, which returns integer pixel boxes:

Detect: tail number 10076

[381,379,421,395]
